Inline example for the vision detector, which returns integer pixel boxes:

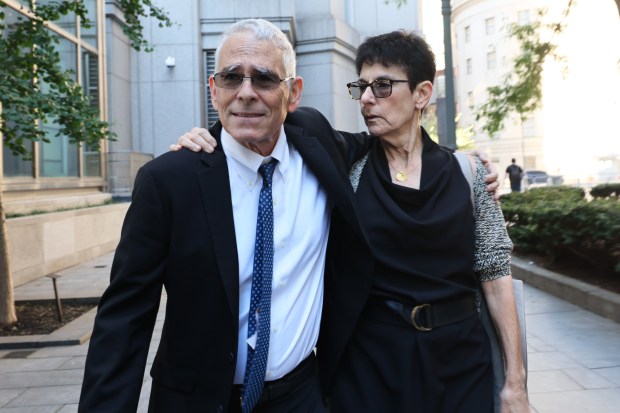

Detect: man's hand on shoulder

[169,127,218,153]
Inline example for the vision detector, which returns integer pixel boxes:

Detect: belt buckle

[410,303,432,332]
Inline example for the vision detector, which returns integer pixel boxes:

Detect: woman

[325,31,529,413]
[174,30,529,413]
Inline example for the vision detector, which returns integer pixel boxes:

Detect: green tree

[475,1,575,137]
[0,0,172,328]
[422,112,475,150]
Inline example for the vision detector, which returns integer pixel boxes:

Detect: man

[505,158,524,192]
[175,30,525,412]
[79,19,370,413]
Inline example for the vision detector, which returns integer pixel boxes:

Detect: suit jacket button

[217,405,224,413]
[228,352,235,363]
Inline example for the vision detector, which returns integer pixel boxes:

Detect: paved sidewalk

[1,253,619,412]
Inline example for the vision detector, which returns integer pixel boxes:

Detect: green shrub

[590,183,620,199]
[500,186,585,204]
[501,188,620,274]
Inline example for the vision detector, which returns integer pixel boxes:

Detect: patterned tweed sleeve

[472,157,513,281]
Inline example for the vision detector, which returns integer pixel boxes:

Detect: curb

[0,307,96,350]
[511,256,620,323]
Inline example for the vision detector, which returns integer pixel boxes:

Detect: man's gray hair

[215,19,296,77]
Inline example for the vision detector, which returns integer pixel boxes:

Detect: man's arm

[286,107,373,168]
[79,167,167,412]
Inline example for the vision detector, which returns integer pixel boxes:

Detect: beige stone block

[44,217,76,262]
[7,220,44,273]
[7,203,130,287]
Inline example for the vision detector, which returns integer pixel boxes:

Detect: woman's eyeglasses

[346,79,411,100]
[213,72,293,90]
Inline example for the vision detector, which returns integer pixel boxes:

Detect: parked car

[524,170,550,187]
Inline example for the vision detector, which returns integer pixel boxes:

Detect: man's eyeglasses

[213,72,293,91]
[346,79,411,100]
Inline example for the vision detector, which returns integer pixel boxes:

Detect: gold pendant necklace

[395,171,408,182]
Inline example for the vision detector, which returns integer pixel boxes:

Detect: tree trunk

[0,187,17,327]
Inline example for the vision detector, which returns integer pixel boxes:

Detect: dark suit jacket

[78,107,372,412]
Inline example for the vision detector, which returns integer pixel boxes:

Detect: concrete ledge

[0,307,97,350]
[5,193,112,216]
[6,202,129,287]
[511,256,620,323]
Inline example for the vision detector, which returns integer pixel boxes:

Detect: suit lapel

[197,128,240,320]
[285,124,365,239]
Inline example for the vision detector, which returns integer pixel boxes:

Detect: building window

[39,133,80,177]
[524,156,536,169]
[1,0,104,181]
[467,91,474,109]
[487,51,497,70]
[465,25,471,42]
[82,0,99,48]
[466,58,472,75]
[485,17,495,35]
[40,31,80,177]
[522,118,535,137]
[3,142,33,178]
[82,49,102,176]
[205,50,219,127]
[518,10,530,26]
[39,0,77,35]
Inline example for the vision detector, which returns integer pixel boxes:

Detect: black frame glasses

[213,72,294,91]
[346,79,411,100]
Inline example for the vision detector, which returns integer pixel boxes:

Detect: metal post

[46,274,63,322]
[442,0,457,149]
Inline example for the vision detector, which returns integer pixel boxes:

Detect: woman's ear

[415,80,433,110]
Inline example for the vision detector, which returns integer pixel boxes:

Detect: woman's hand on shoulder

[468,148,500,201]
[169,127,217,153]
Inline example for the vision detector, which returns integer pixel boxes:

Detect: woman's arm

[482,277,529,413]
[471,157,530,413]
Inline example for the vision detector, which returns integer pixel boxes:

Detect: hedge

[590,183,620,199]
[500,186,620,273]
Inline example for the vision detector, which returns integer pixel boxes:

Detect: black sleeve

[79,166,167,412]
[286,107,374,169]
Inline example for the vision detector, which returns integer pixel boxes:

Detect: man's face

[209,32,303,155]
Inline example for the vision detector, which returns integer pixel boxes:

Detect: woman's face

[358,63,418,140]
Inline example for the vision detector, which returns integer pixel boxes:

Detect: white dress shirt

[220,127,331,383]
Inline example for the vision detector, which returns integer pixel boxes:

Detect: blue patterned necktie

[242,159,278,413]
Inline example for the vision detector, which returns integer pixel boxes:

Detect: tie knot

[258,159,278,184]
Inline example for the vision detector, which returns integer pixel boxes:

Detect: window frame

[0,0,107,189]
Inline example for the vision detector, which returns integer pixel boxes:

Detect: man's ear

[208,75,219,110]
[287,76,304,112]
[415,80,433,110]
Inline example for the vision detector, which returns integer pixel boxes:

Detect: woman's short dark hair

[355,30,436,92]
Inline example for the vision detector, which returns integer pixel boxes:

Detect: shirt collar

[221,125,290,189]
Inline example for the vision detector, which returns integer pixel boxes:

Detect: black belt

[231,352,316,408]
[381,294,477,332]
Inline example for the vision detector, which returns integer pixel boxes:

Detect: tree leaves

[117,0,173,52]
[475,2,575,137]
[0,1,172,159]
